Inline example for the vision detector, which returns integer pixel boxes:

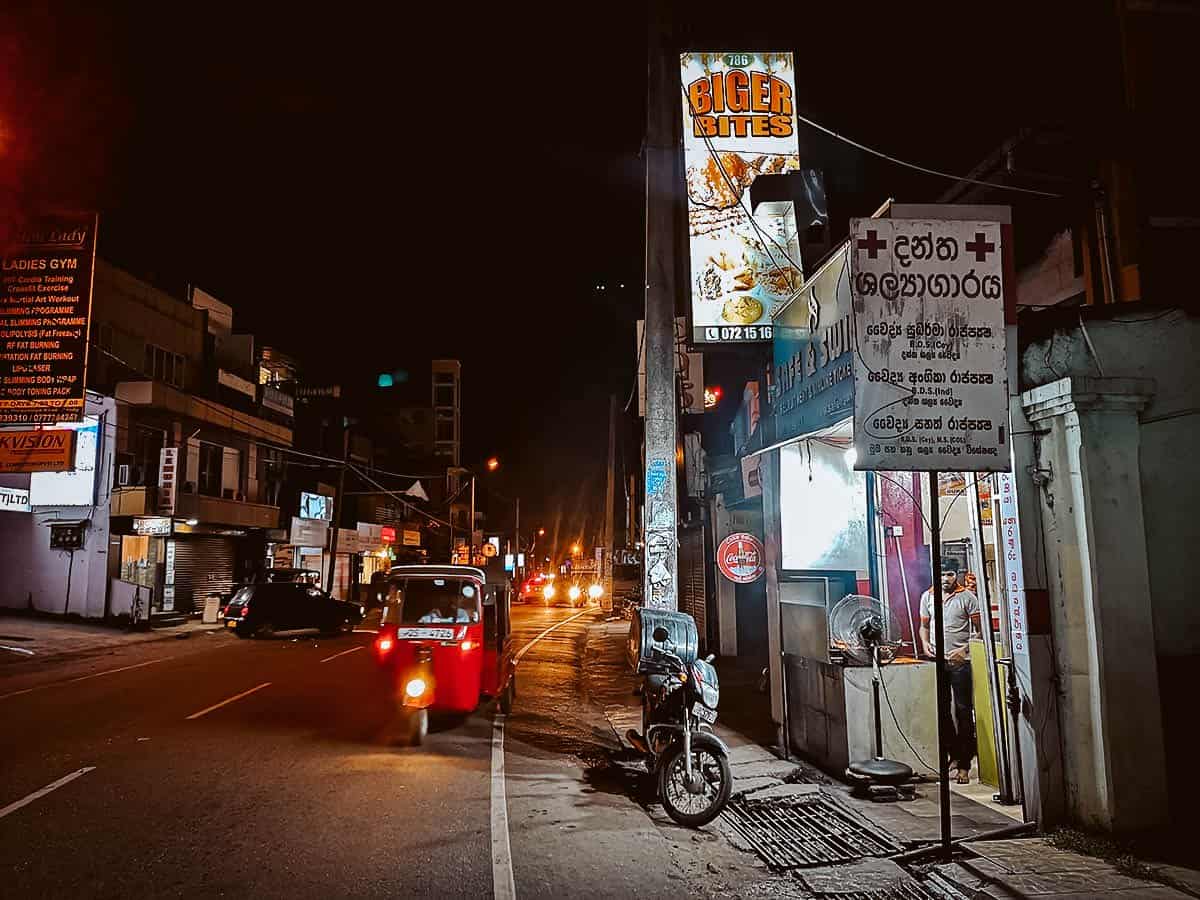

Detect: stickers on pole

[849,219,1009,472]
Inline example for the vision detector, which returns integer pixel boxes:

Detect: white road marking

[352,628,378,634]
[0,656,173,701]
[319,645,363,663]
[513,607,591,664]
[487,607,593,899]
[186,682,271,720]
[491,714,517,900]
[0,767,96,821]
[0,644,35,656]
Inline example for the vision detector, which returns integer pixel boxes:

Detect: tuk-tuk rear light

[461,640,476,651]
[377,637,394,653]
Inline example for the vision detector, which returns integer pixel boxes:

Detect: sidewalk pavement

[0,611,225,669]
[583,618,1200,900]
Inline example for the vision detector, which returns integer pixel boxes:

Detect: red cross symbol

[965,231,996,262]
[857,229,887,259]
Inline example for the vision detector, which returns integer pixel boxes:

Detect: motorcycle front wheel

[657,733,731,827]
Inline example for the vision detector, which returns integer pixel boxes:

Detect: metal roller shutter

[678,523,707,651]
[170,537,237,615]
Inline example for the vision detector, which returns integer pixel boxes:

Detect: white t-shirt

[919,587,980,657]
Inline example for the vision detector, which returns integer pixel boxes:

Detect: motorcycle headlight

[588,584,603,599]
[568,585,581,600]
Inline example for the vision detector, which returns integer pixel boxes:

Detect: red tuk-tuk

[372,564,515,744]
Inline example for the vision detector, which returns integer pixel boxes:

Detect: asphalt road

[0,603,618,899]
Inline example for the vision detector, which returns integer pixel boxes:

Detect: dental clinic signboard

[0,214,97,424]
[681,52,803,344]
[849,218,1009,472]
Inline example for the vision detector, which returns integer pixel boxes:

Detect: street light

[538,528,545,536]
[571,543,581,556]
[486,456,500,472]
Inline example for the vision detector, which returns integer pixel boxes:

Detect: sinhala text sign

[849,219,1009,471]
[0,214,97,424]
[681,52,802,344]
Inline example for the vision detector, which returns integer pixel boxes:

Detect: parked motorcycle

[626,610,731,827]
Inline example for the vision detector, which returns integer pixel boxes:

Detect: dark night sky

[1,2,1105,549]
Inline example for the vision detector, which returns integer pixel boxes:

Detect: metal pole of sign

[469,476,476,566]
[971,474,1016,804]
[928,471,952,853]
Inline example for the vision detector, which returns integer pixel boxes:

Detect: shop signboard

[716,532,765,583]
[29,416,98,506]
[0,213,97,424]
[849,218,1009,472]
[299,491,332,521]
[133,516,171,536]
[357,522,382,546]
[637,317,705,415]
[402,529,420,547]
[158,447,178,515]
[997,471,1028,658]
[380,526,396,544]
[772,243,855,443]
[504,553,515,573]
[681,52,804,344]
[0,427,76,473]
[336,527,363,554]
[0,485,31,511]
[290,516,328,548]
[163,540,176,612]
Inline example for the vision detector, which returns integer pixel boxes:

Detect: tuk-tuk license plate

[692,703,717,724]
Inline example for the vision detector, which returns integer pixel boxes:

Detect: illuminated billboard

[681,52,802,344]
[29,416,99,507]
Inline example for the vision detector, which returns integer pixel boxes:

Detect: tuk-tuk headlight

[405,678,427,698]
[543,585,556,601]
[568,585,581,601]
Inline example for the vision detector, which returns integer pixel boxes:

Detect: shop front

[112,515,263,618]
[756,236,1025,805]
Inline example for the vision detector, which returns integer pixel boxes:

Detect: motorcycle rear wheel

[657,733,731,827]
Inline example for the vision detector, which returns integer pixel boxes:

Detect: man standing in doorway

[919,567,982,784]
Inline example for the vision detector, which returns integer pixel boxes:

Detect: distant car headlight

[588,584,603,599]
[568,585,582,601]
[543,585,556,601]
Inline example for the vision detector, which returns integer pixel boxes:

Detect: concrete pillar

[1021,375,1167,832]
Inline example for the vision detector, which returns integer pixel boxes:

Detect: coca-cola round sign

[717,532,765,584]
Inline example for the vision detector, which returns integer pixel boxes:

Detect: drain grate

[723,792,905,869]
[808,888,943,900]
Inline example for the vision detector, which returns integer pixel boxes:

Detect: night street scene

[2,2,1199,898]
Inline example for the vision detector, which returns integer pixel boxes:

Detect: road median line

[514,607,592,664]
[0,767,96,821]
[186,682,272,720]
[319,646,363,663]
[0,656,174,702]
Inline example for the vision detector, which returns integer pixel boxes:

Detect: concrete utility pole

[642,5,679,611]
[326,424,349,597]
[603,393,617,603]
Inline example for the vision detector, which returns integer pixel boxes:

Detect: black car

[222,582,363,638]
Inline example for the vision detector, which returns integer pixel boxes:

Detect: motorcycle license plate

[692,703,717,724]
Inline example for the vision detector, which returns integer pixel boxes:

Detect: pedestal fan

[828,594,914,797]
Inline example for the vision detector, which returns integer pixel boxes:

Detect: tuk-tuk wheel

[405,708,428,746]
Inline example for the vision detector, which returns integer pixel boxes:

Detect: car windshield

[382,577,480,625]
